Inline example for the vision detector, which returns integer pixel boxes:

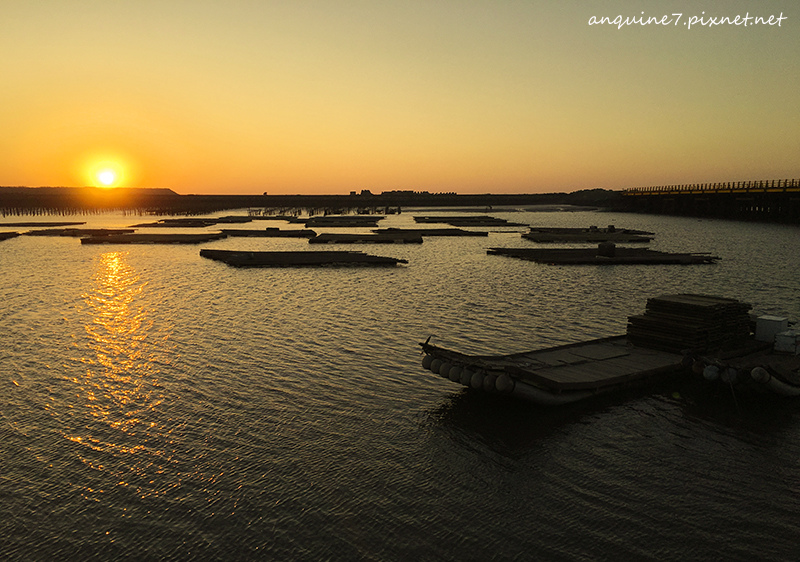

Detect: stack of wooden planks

[627,294,752,353]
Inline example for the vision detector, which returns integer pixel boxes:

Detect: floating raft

[418,294,767,406]
[522,226,654,243]
[413,215,527,227]
[131,218,220,228]
[297,215,386,228]
[130,216,260,228]
[220,228,317,238]
[309,232,423,244]
[373,227,488,237]
[487,246,719,265]
[420,335,685,406]
[81,233,227,244]
[199,249,408,267]
[0,231,20,241]
[25,228,136,237]
[0,221,86,227]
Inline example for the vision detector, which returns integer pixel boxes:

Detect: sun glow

[97,169,117,186]
[89,160,125,188]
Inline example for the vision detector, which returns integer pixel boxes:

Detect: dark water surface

[2,210,799,560]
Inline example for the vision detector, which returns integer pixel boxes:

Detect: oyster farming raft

[419,295,800,405]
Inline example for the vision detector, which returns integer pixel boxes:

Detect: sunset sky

[2,1,797,195]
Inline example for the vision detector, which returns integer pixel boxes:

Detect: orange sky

[1,1,798,195]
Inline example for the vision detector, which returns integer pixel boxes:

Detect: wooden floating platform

[487,246,719,265]
[81,233,227,244]
[0,231,20,241]
[24,228,137,237]
[0,221,86,227]
[294,215,386,228]
[308,232,423,244]
[130,218,220,228]
[130,215,259,228]
[420,335,686,406]
[523,226,654,243]
[413,215,527,227]
[220,228,317,238]
[373,227,488,237]
[199,249,408,267]
[419,294,776,405]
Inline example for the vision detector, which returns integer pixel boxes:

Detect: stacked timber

[627,294,752,353]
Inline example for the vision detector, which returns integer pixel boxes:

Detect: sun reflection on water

[68,251,168,454]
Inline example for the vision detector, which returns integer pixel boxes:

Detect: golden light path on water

[64,251,171,487]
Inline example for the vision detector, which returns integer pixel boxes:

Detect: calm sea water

[1,209,799,561]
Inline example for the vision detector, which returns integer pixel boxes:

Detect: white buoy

[430,358,443,374]
[460,369,473,386]
[439,362,452,378]
[703,365,719,381]
[751,366,771,384]
[470,371,485,389]
[422,355,433,370]
[495,374,515,394]
[448,365,462,382]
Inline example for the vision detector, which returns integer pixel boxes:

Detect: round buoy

[720,367,738,384]
[751,366,771,384]
[439,362,452,379]
[470,371,485,389]
[703,365,719,381]
[422,355,433,370]
[692,359,706,375]
[430,358,443,374]
[448,365,462,382]
[495,374,515,394]
[483,374,497,392]
[460,368,473,386]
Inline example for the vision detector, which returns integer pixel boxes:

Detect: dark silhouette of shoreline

[2,184,797,223]
[0,186,617,216]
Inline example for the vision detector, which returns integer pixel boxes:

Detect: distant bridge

[620,178,800,223]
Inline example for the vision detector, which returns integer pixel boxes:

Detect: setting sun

[88,159,125,188]
[97,169,116,186]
